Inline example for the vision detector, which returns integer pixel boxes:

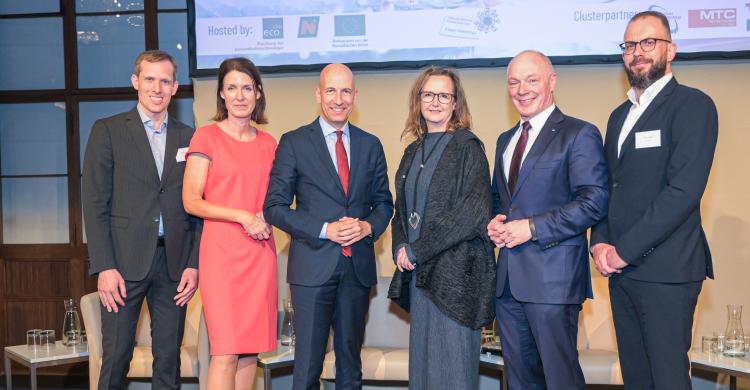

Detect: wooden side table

[4,341,88,390]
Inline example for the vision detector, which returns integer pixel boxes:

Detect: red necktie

[508,121,531,194]
[335,130,352,257]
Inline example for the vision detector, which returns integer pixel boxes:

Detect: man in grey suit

[82,50,201,390]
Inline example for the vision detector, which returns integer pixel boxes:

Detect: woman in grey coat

[388,67,497,390]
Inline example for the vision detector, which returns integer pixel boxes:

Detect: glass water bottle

[62,298,82,346]
[280,299,295,346]
[723,304,745,357]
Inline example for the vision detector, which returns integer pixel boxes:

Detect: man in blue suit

[264,63,393,390]
[487,51,608,390]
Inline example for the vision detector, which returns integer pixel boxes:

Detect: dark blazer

[82,108,201,282]
[493,107,609,304]
[264,118,394,287]
[388,129,496,329]
[591,78,718,283]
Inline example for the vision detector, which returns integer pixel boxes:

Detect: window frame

[0,0,193,247]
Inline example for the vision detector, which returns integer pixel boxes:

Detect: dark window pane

[79,100,136,171]
[77,14,145,88]
[158,12,190,85]
[169,98,195,128]
[158,0,186,10]
[0,103,67,176]
[0,0,59,15]
[78,99,192,169]
[0,18,65,90]
[2,177,69,244]
[76,0,143,13]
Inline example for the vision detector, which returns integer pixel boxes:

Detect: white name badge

[176,147,188,162]
[635,130,661,149]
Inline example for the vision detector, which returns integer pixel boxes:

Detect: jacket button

[612,182,619,188]
[159,188,165,193]
[153,218,159,223]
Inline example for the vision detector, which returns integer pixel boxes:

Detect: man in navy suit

[591,11,718,389]
[487,50,608,390]
[264,63,393,390]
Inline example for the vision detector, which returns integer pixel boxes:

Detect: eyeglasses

[420,91,454,104]
[619,38,671,54]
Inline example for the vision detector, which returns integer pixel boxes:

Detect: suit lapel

[160,118,180,183]
[125,108,160,185]
[496,131,513,198]
[512,108,564,199]
[308,119,347,198]
[347,125,362,201]
[607,107,628,170]
[617,78,677,165]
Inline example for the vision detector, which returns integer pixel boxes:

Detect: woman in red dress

[183,57,278,389]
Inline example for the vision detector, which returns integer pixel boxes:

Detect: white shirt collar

[626,73,673,107]
[522,104,556,133]
[318,116,350,137]
[136,104,168,132]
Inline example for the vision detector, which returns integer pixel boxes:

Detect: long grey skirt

[408,275,481,390]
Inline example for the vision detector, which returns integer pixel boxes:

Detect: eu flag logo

[334,15,366,37]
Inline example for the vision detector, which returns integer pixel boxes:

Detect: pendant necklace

[408,131,447,230]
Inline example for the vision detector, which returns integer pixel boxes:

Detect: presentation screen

[190,0,750,73]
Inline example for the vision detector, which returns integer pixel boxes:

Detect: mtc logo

[262,18,284,39]
[700,9,736,20]
[689,8,737,28]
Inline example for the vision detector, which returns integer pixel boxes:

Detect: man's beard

[625,57,667,90]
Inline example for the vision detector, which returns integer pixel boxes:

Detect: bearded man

[590,11,718,389]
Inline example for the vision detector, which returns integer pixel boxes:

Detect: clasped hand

[591,243,628,277]
[237,211,272,240]
[326,216,371,247]
[486,214,532,248]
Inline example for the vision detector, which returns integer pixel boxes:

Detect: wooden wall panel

[5,300,65,346]
[4,259,70,298]
[1,256,95,358]
[0,257,5,376]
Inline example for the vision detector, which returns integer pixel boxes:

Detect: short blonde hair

[133,50,177,80]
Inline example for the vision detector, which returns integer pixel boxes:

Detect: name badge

[635,130,661,149]
[176,147,188,162]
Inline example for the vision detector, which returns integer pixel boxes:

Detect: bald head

[316,63,358,128]
[506,50,557,121]
[508,50,555,79]
[319,63,355,90]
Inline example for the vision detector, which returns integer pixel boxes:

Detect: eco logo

[263,17,284,39]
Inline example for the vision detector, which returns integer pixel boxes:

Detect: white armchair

[321,277,411,382]
[319,276,623,386]
[79,291,210,390]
